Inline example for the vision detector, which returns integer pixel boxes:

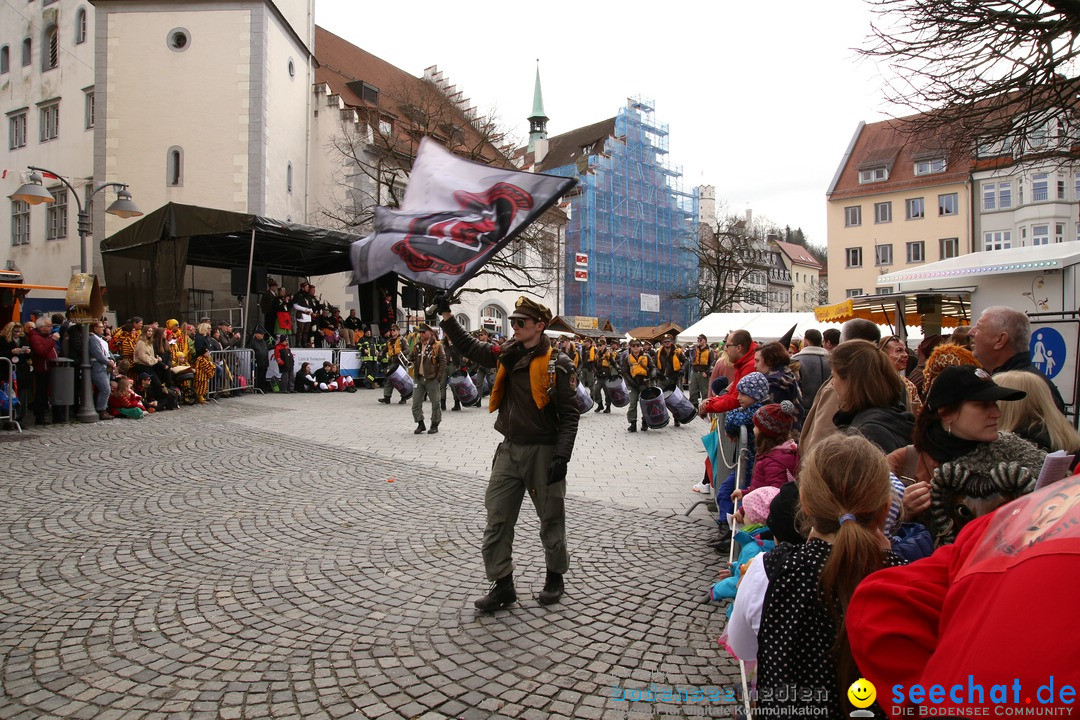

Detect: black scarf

[923,420,982,464]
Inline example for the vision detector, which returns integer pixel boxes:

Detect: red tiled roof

[773,240,822,269]
[828,115,973,201]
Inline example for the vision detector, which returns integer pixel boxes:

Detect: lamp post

[9,168,142,424]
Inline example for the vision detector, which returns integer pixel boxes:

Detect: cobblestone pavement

[1,391,741,720]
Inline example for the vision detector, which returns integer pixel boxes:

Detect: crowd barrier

[0,357,21,433]
[207,349,264,400]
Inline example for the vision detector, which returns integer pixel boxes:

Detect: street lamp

[9,167,142,424]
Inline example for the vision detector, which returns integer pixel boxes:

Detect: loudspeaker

[231,266,267,295]
[401,286,423,311]
[357,275,398,321]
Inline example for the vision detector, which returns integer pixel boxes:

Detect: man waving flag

[350,137,576,291]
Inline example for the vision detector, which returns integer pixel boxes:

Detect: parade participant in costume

[292,283,315,347]
[274,335,294,393]
[655,333,687,426]
[688,334,716,409]
[259,278,278,337]
[593,338,619,413]
[378,324,409,405]
[314,361,340,392]
[409,323,446,434]
[621,339,654,432]
[343,309,364,347]
[437,295,580,610]
[579,337,598,408]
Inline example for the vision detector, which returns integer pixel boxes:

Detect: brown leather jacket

[441,316,579,459]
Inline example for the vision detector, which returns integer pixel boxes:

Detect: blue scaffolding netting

[547,97,700,332]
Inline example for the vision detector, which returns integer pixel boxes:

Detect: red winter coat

[746,440,798,493]
[27,329,58,374]
[846,474,1080,717]
[702,342,759,415]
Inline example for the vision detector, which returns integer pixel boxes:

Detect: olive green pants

[627,384,644,424]
[483,440,568,581]
[688,371,711,406]
[412,377,442,425]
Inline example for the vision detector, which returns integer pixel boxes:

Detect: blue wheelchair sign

[1030,327,1067,380]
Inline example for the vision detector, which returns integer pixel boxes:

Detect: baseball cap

[926,365,1026,411]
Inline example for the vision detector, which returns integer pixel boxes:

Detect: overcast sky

[314,0,904,249]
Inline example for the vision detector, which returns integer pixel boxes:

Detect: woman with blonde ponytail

[738,432,905,718]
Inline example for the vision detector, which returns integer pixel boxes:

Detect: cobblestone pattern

[1,397,739,720]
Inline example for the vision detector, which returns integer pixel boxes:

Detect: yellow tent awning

[814,292,971,329]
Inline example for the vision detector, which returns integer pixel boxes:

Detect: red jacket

[702,342,759,415]
[27,329,58,374]
[846,474,1080,717]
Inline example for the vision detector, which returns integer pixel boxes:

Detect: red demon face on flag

[390,182,534,275]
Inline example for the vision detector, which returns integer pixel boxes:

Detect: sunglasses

[510,318,531,329]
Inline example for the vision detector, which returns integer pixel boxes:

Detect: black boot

[537,571,564,606]
[627,423,637,433]
[474,574,516,611]
[428,423,439,434]
[641,420,648,432]
[674,418,681,427]
[603,404,610,413]
[398,396,407,404]
[593,404,602,413]
[441,399,446,410]
[414,420,426,434]
[378,397,391,404]
[451,400,461,411]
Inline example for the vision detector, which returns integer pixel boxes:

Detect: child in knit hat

[731,400,800,505]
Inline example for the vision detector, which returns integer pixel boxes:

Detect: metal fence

[0,357,21,433]
[206,349,264,400]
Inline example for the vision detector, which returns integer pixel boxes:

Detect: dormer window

[859,167,888,184]
[914,158,946,175]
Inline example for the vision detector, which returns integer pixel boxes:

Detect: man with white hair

[971,306,1065,413]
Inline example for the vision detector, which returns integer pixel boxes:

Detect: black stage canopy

[101,202,360,323]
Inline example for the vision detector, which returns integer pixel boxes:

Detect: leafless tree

[670,215,770,315]
[317,76,564,300]
[860,0,1080,153]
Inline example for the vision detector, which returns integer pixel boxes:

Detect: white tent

[677,312,923,345]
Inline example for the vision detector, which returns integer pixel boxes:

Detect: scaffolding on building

[548,97,700,331]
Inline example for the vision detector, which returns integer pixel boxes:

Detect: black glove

[547,457,568,486]
[432,292,452,314]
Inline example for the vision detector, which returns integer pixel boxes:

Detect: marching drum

[387,365,414,399]
[663,385,697,424]
[604,377,630,407]
[449,371,480,406]
[638,386,671,429]
[573,381,594,414]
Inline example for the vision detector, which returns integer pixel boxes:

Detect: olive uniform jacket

[441,316,579,460]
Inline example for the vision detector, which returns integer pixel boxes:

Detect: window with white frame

[983,183,996,211]
[914,158,946,175]
[39,102,59,142]
[84,91,94,129]
[46,187,67,240]
[1059,180,1067,200]
[938,193,958,216]
[11,200,30,246]
[75,9,87,44]
[875,244,893,266]
[846,288,864,298]
[1032,224,1049,246]
[984,231,1011,251]
[844,206,861,227]
[1056,223,1065,244]
[998,182,1012,208]
[940,237,960,258]
[906,241,925,263]
[845,247,862,268]
[1032,173,1049,202]
[874,201,892,224]
[905,197,924,220]
[859,167,888,184]
[8,111,27,149]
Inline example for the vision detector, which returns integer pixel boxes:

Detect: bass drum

[387,365,414,399]
[573,380,594,414]
[604,377,630,408]
[639,386,670,429]
[664,385,697,424]
[449,371,479,406]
